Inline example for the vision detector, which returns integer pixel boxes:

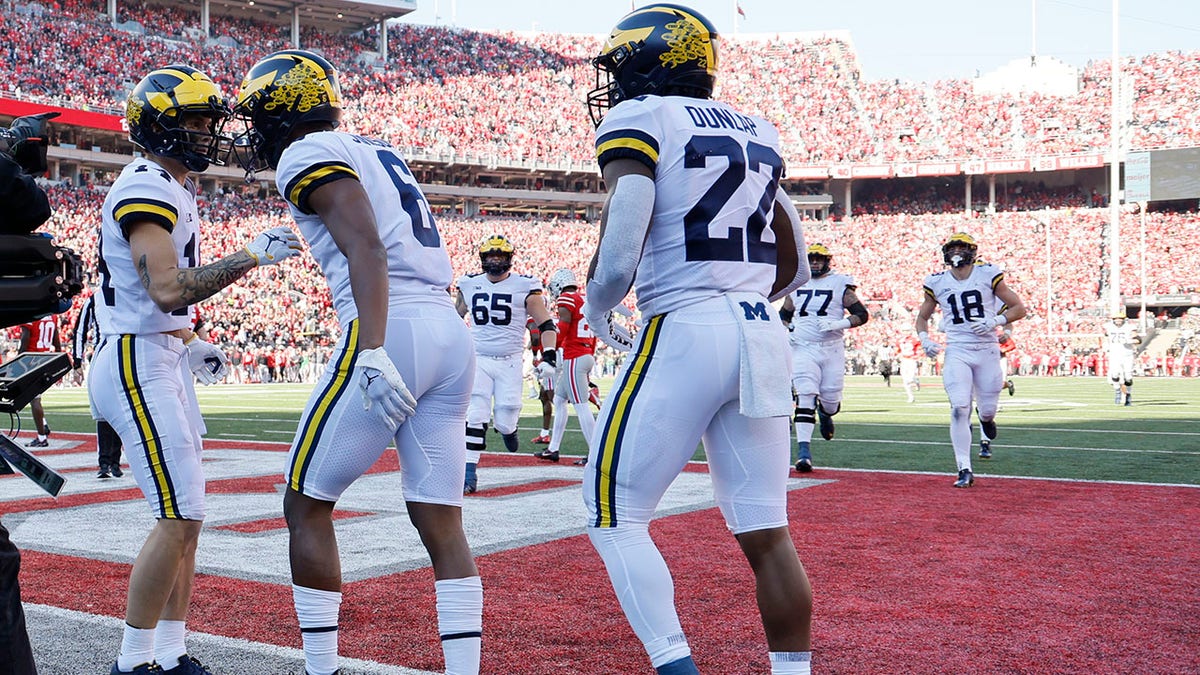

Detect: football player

[534,268,597,464]
[915,233,1026,488]
[778,244,869,473]
[90,65,302,675]
[19,314,60,447]
[582,5,813,674]
[1105,310,1140,405]
[455,234,557,492]
[233,50,482,675]
[897,333,923,403]
[526,314,555,443]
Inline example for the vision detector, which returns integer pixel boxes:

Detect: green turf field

[29,375,1200,485]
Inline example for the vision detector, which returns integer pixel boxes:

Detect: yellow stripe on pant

[289,320,360,492]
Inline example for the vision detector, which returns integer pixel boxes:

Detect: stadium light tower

[1108,0,1122,320]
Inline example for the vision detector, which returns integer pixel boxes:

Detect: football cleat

[111,463,124,477]
[980,418,997,441]
[531,434,551,444]
[588,384,601,410]
[817,407,835,441]
[534,449,560,462]
[160,655,213,675]
[953,469,974,488]
[1006,380,1015,396]
[979,440,992,459]
[27,437,48,448]
[795,441,812,473]
[572,457,589,466]
[1124,396,1132,407]
[111,662,163,674]
[501,431,520,453]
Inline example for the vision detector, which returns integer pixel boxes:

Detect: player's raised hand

[245,226,303,266]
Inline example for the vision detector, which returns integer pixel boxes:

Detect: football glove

[918,332,942,358]
[245,226,303,266]
[969,315,1007,336]
[583,301,635,353]
[184,336,229,385]
[818,317,853,333]
[357,347,418,431]
[535,360,556,390]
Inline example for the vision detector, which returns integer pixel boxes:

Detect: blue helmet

[586,3,719,127]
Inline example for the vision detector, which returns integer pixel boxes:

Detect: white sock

[540,428,550,437]
[548,396,570,453]
[572,401,596,449]
[587,525,689,668]
[950,406,972,471]
[436,576,483,675]
[154,619,187,669]
[117,624,156,671]
[293,584,342,675]
[770,651,812,674]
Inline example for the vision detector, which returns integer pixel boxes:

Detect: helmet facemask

[481,252,512,276]
[942,243,976,268]
[808,253,831,278]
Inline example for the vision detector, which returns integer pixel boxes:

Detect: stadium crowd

[6,1,1200,168]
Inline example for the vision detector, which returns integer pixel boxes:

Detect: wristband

[996,314,1008,326]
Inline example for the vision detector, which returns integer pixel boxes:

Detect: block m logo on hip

[739,301,771,321]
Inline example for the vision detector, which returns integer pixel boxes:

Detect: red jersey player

[535,269,598,465]
[20,315,60,446]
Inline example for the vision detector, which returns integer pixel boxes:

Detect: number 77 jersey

[923,263,1005,346]
[274,131,450,326]
[594,96,784,317]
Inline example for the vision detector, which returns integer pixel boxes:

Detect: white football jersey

[1105,321,1138,354]
[923,263,1005,346]
[96,158,201,335]
[275,131,452,326]
[788,272,856,344]
[595,96,784,317]
[456,272,543,357]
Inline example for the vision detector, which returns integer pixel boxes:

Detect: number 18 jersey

[594,95,784,317]
[275,131,452,326]
[923,263,1004,346]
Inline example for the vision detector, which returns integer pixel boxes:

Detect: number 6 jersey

[594,95,784,317]
[275,130,452,325]
[923,263,1005,346]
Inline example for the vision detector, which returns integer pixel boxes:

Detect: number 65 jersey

[275,130,452,326]
[594,96,784,317]
[923,263,1005,346]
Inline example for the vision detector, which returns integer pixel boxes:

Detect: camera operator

[0,111,59,675]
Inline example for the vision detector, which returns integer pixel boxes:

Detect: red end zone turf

[12,442,1199,674]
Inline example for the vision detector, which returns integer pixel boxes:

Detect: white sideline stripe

[847,421,1200,437]
[809,466,1200,489]
[847,437,1200,455]
[25,604,438,675]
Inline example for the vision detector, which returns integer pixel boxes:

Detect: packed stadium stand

[3,0,1199,377]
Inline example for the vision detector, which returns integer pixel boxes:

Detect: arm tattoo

[138,255,151,290]
[175,250,256,306]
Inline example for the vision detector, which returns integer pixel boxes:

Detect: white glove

[357,347,418,431]
[245,226,303,266]
[970,315,1007,336]
[818,317,852,333]
[584,302,635,353]
[535,359,556,390]
[918,331,942,358]
[184,336,229,385]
